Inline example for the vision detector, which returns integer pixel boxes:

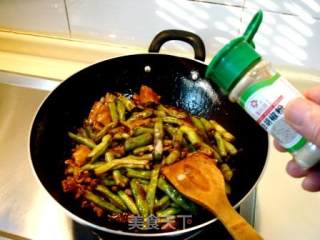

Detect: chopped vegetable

[126,169,151,179]
[62,85,238,232]
[157,177,197,214]
[96,185,127,210]
[116,99,126,121]
[68,132,96,149]
[180,125,202,147]
[214,132,227,157]
[124,133,153,152]
[88,134,112,161]
[118,190,139,215]
[94,159,149,175]
[84,191,122,213]
[153,119,164,161]
[146,164,160,213]
[156,207,181,218]
[130,179,149,218]
[154,195,170,210]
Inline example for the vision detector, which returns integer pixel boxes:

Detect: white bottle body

[229,60,320,169]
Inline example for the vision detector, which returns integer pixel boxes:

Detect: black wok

[29,30,268,238]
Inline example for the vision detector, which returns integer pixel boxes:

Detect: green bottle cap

[205,11,264,93]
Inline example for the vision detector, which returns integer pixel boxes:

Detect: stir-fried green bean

[102,178,116,186]
[157,104,187,119]
[113,132,130,140]
[96,185,127,210]
[164,150,180,165]
[130,179,149,218]
[84,191,122,213]
[146,164,160,213]
[172,129,183,150]
[191,116,208,141]
[88,134,112,161]
[156,207,181,218]
[105,151,114,162]
[124,133,153,152]
[122,154,153,161]
[157,177,197,214]
[224,140,238,155]
[133,145,154,155]
[180,125,202,147]
[164,125,177,137]
[153,119,163,161]
[155,195,170,206]
[68,132,96,148]
[133,127,154,137]
[220,163,233,181]
[126,169,151,179]
[113,170,129,187]
[95,122,117,141]
[84,126,96,140]
[108,102,119,123]
[81,161,104,171]
[118,95,136,111]
[62,85,239,231]
[117,190,139,215]
[199,117,214,132]
[214,132,227,157]
[94,159,149,175]
[116,99,126,121]
[128,109,153,121]
[162,116,183,125]
[210,120,235,141]
[199,142,216,157]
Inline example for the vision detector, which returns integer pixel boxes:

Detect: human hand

[274,86,320,192]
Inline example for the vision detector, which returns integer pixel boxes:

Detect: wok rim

[28,52,269,237]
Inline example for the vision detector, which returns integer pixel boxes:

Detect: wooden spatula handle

[214,199,263,240]
[161,153,263,239]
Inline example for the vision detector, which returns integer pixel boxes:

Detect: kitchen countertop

[0,81,74,240]
[256,140,320,239]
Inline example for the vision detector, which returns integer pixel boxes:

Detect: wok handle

[148,30,206,61]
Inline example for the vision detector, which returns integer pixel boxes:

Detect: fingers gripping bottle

[205,11,320,169]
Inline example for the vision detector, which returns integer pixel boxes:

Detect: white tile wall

[245,0,320,19]
[66,0,242,58]
[290,0,320,19]
[0,0,320,71]
[195,0,244,7]
[244,0,296,14]
[242,8,320,70]
[0,0,69,37]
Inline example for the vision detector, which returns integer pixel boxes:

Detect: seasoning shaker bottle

[205,11,320,170]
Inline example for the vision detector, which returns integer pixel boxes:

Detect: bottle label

[239,73,306,152]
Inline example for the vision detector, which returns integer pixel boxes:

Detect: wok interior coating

[30,54,268,234]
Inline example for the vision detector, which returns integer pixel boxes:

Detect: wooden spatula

[162,152,263,240]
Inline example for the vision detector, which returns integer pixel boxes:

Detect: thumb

[285,98,320,147]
